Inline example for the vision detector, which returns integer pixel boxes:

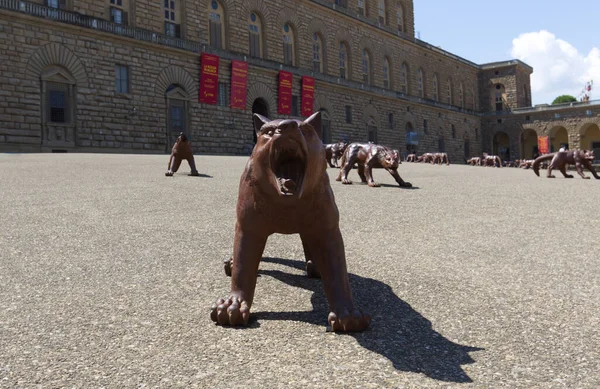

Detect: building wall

[6,0,596,164]
[483,105,600,160]
[0,0,486,161]
[478,63,532,113]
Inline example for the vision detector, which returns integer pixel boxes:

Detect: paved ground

[1,153,599,388]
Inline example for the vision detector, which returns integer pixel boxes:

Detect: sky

[414,0,600,105]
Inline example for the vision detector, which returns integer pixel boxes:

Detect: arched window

[377,0,386,25]
[438,136,445,152]
[209,1,225,49]
[417,68,424,97]
[248,12,262,58]
[382,56,390,89]
[400,63,408,94]
[282,23,295,66]
[367,117,377,142]
[41,65,77,148]
[396,5,404,33]
[339,42,348,79]
[493,84,506,111]
[433,74,439,101]
[362,50,370,84]
[319,108,331,143]
[446,78,452,104]
[312,33,323,73]
[459,83,464,107]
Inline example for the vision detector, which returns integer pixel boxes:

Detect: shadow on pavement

[255,257,482,383]
[378,183,420,189]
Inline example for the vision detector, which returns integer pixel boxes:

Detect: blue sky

[414,1,600,105]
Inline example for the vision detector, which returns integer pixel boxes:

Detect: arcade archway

[550,126,568,152]
[580,123,600,162]
[521,129,538,159]
[493,131,510,161]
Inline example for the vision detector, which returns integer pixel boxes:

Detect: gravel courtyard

[1,153,598,388]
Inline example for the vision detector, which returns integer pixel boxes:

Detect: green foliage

[552,95,577,104]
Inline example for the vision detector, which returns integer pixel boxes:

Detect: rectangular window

[110,7,129,25]
[171,106,183,130]
[49,90,66,123]
[47,0,67,9]
[525,115,530,121]
[292,96,299,116]
[218,82,228,107]
[335,0,347,7]
[209,17,222,49]
[169,100,186,133]
[313,61,321,73]
[586,110,593,116]
[283,42,293,65]
[345,105,352,124]
[165,22,180,38]
[363,74,369,83]
[388,113,394,129]
[339,67,346,79]
[423,119,428,134]
[115,65,129,94]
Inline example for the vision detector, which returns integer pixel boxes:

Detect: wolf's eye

[262,128,275,137]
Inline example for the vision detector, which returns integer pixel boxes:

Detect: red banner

[301,76,315,117]
[278,71,293,115]
[538,136,549,154]
[230,60,248,110]
[199,53,219,104]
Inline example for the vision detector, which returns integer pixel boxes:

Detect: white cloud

[510,30,600,105]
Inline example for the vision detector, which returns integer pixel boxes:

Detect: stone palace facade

[0,0,599,162]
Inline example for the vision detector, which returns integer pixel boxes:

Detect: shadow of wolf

[255,257,483,383]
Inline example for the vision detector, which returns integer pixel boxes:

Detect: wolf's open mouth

[273,146,306,196]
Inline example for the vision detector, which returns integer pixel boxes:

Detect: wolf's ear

[304,111,322,139]
[253,114,270,136]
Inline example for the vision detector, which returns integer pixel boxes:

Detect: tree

[552,95,577,105]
